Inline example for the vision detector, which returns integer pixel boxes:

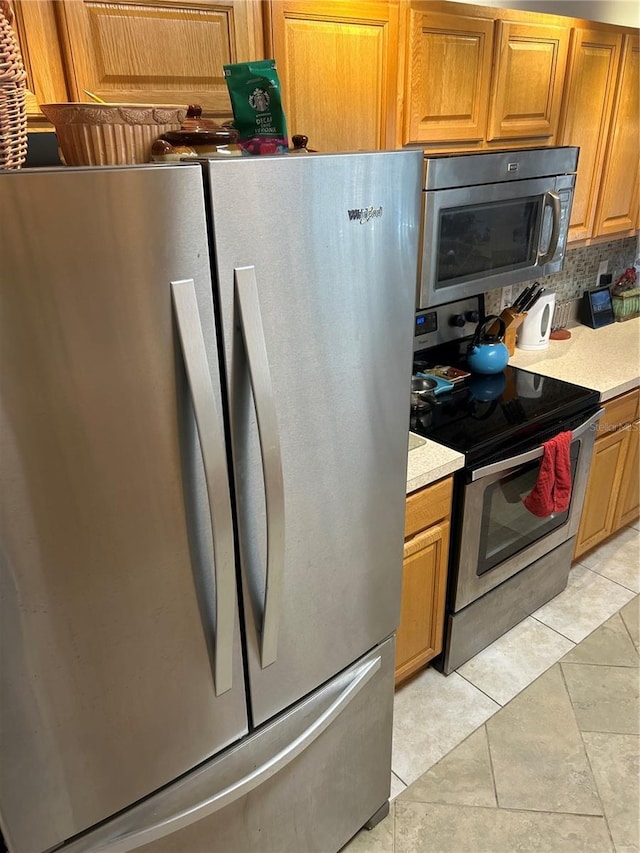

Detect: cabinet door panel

[593,34,639,238]
[56,0,263,118]
[395,521,450,685]
[574,428,628,559]
[559,28,622,243]
[269,0,398,152]
[404,9,493,144]
[488,21,569,142]
[614,421,640,529]
[404,476,452,538]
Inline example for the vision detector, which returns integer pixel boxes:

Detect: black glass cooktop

[410,364,600,467]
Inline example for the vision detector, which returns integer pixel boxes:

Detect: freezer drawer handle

[62,654,381,852]
[171,279,236,696]
[235,265,286,669]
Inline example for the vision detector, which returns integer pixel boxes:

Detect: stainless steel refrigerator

[0,150,422,853]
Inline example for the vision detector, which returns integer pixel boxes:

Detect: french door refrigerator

[0,150,422,853]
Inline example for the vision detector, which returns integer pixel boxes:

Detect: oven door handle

[470,409,603,481]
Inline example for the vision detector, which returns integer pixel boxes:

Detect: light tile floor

[343,522,640,852]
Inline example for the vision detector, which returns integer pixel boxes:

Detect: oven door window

[476,444,579,577]
[436,196,540,289]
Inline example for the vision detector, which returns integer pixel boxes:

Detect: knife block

[488,308,527,355]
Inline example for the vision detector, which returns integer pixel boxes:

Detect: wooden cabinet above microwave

[402,3,569,152]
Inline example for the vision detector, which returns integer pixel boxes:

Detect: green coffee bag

[223,59,289,155]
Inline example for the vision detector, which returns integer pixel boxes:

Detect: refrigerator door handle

[62,655,381,852]
[235,265,285,669]
[171,279,236,696]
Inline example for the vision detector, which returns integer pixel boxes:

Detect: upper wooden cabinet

[404,8,492,148]
[488,20,569,143]
[53,0,264,119]
[11,0,264,127]
[592,33,639,238]
[402,3,569,149]
[558,27,623,242]
[266,0,400,152]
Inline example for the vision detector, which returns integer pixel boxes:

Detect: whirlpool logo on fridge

[347,206,383,224]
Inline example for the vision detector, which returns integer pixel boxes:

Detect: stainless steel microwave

[418,147,578,309]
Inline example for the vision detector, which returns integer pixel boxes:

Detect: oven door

[452,409,602,613]
[418,176,573,309]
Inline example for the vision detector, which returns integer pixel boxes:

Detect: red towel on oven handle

[523,431,573,518]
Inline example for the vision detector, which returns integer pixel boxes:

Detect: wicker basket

[0,0,27,169]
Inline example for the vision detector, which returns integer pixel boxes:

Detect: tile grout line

[618,598,640,652]
[483,723,501,810]
[556,661,616,849]
[529,613,577,643]
[575,564,640,595]
[455,670,506,708]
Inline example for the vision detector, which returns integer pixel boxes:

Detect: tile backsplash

[484,235,639,316]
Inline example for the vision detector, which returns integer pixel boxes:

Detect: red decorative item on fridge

[0,0,27,169]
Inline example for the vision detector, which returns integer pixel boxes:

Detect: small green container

[612,287,640,322]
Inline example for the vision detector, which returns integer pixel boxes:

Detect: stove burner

[411,297,600,466]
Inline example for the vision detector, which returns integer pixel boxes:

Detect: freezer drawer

[61,637,396,853]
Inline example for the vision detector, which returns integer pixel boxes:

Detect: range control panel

[413,295,484,352]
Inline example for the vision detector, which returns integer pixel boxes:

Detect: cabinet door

[403,8,493,146]
[593,33,639,238]
[10,0,69,129]
[614,420,640,529]
[574,427,629,559]
[55,0,264,118]
[395,521,450,685]
[267,0,399,152]
[558,27,622,243]
[488,20,569,143]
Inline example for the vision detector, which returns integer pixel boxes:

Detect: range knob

[450,314,466,328]
[465,310,480,323]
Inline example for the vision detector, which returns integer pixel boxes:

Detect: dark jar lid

[158,104,239,146]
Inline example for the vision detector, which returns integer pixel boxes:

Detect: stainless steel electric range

[411,296,602,674]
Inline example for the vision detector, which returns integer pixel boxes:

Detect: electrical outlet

[500,285,513,310]
[596,260,608,287]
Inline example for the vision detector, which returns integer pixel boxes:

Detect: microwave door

[419,177,565,309]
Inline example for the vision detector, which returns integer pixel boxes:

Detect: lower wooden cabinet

[574,387,640,559]
[614,417,640,529]
[395,476,452,685]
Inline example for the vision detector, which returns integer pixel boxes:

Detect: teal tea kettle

[466,315,510,375]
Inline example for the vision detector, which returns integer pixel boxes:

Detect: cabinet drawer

[405,477,453,540]
[599,388,640,435]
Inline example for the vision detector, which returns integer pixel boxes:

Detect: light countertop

[406,317,639,494]
[406,436,464,494]
[508,317,640,402]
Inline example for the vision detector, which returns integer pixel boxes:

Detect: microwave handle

[537,191,561,265]
[470,409,603,481]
